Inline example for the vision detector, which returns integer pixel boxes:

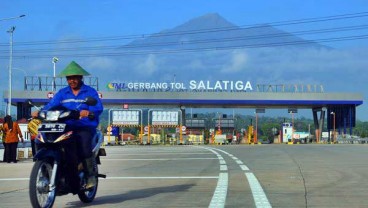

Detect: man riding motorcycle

[32,61,103,191]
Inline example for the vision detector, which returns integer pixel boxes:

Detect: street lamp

[2,14,26,116]
[13,67,27,76]
[0,14,25,22]
[6,26,15,115]
[330,112,336,143]
[52,57,59,91]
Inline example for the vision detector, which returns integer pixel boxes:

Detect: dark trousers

[63,127,95,193]
[75,130,94,159]
[65,127,94,159]
[63,138,79,192]
[5,142,18,163]
[31,140,36,158]
[2,142,7,162]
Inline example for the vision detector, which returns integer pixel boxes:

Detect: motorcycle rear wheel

[29,160,56,208]
[78,159,98,203]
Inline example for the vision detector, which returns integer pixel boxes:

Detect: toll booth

[281,122,293,143]
[148,109,183,145]
[108,109,143,145]
[185,118,206,144]
[213,115,235,144]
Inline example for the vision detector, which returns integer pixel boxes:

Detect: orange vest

[3,122,23,143]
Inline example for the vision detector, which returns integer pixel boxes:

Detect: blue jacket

[42,82,103,129]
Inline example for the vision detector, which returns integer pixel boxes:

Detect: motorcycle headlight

[46,111,61,121]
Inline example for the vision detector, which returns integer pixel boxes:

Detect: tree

[260,122,280,143]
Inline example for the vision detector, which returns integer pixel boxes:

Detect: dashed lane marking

[209,172,228,208]
[240,164,250,171]
[102,158,217,161]
[220,165,228,171]
[235,159,244,165]
[105,176,219,180]
[202,147,272,208]
[204,147,229,208]
[245,173,272,208]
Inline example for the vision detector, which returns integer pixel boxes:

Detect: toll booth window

[285,129,287,134]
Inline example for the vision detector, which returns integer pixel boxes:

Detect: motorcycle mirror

[27,99,34,106]
[85,96,97,106]
[27,99,41,111]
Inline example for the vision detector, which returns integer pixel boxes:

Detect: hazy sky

[0,0,367,120]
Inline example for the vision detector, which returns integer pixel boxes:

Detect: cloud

[188,59,205,70]
[239,47,367,79]
[137,54,159,76]
[107,46,367,89]
[221,49,248,73]
[86,57,116,70]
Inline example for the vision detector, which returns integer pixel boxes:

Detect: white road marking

[202,147,229,208]
[203,147,272,208]
[0,178,29,181]
[240,164,250,171]
[235,159,243,165]
[107,152,213,155]
[245,173,272,208]
[105,176,219,180]
[209,172,228,208]
[220,165,228,171]
[102,158,217,161]
[0,176,219,181]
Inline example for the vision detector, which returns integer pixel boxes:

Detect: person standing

[0,121,6,162]
[3,115,24,163]
[27,118,41,159]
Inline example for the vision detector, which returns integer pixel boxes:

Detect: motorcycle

[28,97,106,208]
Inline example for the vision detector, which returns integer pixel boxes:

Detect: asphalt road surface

[1,144,368,207]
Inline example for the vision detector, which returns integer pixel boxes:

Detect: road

[1,144,368,207]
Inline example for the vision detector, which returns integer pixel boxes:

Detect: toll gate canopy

[3,76,363,137]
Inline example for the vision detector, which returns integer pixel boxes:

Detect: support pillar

[312,108,326,143]
[16,102,31,120]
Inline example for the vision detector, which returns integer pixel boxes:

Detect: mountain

[120,13,326,52]
[97,13,367,120]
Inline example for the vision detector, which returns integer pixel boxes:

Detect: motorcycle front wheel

[29,160,56,208]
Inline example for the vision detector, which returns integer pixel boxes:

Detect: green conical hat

[58,61,90,77]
